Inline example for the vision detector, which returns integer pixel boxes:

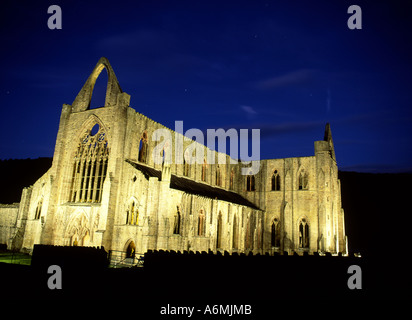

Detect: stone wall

[0,57,347,256]
[0,204,19,248]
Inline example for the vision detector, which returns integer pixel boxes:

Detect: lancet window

[299,218,310,249]
[271,170,281,191]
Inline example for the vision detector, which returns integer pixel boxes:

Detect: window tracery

[69,123,108,203]
[271,170,281,191]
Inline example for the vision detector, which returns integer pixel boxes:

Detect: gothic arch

[297,216,310,249]
[201,159,208,182]
[34,197,43,220]
[271,216,280,247]
[124,239,136,258]
[297,215,310,227]
[127,196,139,206]
[271,169,281,191]
[297,168,308,190]
[77,114,109,141]
[65,211,90,246]
[72,57,126,112]
[125,197,140,225]
[197,208,206,236]
[246,174,255,191]
[138,130,149,163]
[68,116,109,203]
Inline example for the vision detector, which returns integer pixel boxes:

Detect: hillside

[0,158,53,204]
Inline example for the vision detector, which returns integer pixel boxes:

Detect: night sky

[1,0,411,172]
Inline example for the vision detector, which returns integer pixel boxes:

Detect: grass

[0,251,32,265]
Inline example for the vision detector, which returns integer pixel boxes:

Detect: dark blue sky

[0,0,411,172]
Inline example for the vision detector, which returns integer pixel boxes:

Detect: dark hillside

[0,158,53,204]
[339,170,411,297]
[339,171,411,257]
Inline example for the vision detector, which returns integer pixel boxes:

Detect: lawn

[0,252,31,265]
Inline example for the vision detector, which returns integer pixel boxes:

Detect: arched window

[173,206,181,235]
[67,213,90,247]
[271,218,280,247]
[216,211,223,249]
[298,170,308,190]
[299,218,310,248]
[201,160,207,182]
[246,175,255,191]
[216,166,221,186]
[89,67,108,109]
[71,57,124,113]
[138,131,148,163]
[271,170,281,191]
[126,241,136,259]
[183,159,190,177]
[126,201,138,225]
[69,122,108,203]
[198,209,206,236]
[34,199,43,220]
[232,214,239,249]
[134,208,139,226]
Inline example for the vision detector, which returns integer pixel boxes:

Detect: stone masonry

[0,57,347,257]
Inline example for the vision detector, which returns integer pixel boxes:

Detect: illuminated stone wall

[0,204,19,248]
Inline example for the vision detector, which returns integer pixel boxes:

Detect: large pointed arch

[72,57,128,112]
[77,114,109,139]
[68,115,109,203]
